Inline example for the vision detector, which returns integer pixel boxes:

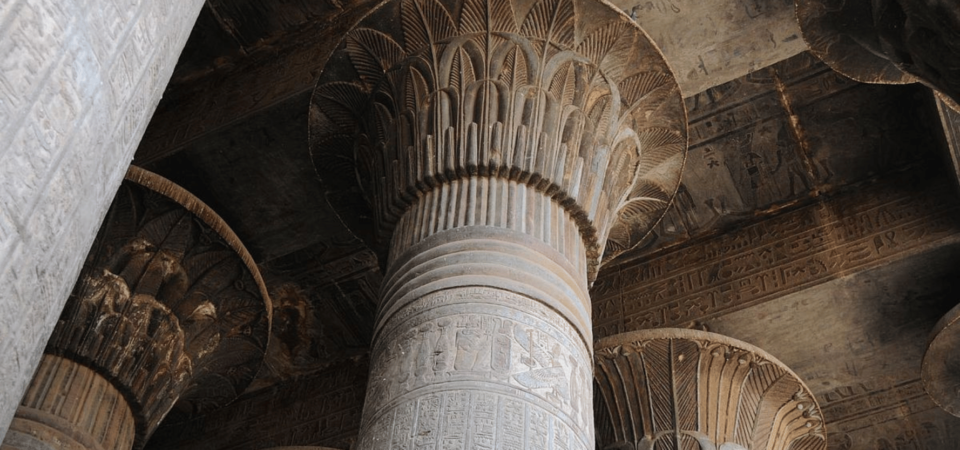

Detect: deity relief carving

[364,288,592,435]
[595,329,826,450]
[44,166,271,446]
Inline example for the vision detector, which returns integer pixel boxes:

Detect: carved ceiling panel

[608,52,941,264]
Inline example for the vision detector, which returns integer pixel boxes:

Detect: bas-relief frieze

[610,0,806,96]
[819,380,960,449]
[592,172,960,338]
[362,390,587,450]
[364,287,593,449]
[617,53,939,259]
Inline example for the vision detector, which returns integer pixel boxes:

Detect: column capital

[796,0,960,110]
[594,329,826,450]
[43,166,272,447]
[922,302,960,417]
[309,0,687,279]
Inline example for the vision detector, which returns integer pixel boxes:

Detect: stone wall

[0,0,205,438]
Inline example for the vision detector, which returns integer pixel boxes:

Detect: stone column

[594,329,826,450]
[795,0,960,109]
[1,167,271,450]
[922,302,960,417]
[0,0,205,436]
[308,0,688,447]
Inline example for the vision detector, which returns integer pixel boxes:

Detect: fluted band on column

[3,355,136,450]
[380,183,590,339]
[310,0,688,278]
[594,329,826,450]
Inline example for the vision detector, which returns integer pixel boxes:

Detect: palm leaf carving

[500,46,530,87]
[619,72,672,108]
[459,0,517,34]
[346,28,406,89]
[400,0,455,54]
[636,128,684,176]
[520,0,575,49]
[313,82,369,130]
[577,22,626,66]
[548,62,577,107]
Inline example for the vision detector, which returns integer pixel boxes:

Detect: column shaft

[361,183,593,449]
[2,355,135,450]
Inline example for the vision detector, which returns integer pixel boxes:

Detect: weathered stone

[3,167,272,449]
[796,0,960,109]
[308,0,687,445]
[1,355,136,450]
[0,0,205,437]
[922,302,960,417]
[594,328,826,449]
[614,0,807,96]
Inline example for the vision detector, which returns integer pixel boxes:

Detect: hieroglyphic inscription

[364,287,592,448]
[358,390,590,450]
[820,380,932,433]
[592,172,960,338]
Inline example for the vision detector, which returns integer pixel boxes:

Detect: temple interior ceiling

[112,0,960,448]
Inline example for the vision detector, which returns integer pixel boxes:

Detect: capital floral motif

[310,0,687,271]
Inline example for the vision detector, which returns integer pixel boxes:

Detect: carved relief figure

[365,305,590,430]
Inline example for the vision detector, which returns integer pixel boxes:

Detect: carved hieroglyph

[796,0,960,109]
[594,329,826,450]
[5,166,272,450]
[309,0,686,447]
[922,302,960,417]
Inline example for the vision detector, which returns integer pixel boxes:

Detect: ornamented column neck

[5,167,272,450]
[310,0,687,280]
[922,302,960,417]
[310,0,686,448]
[594,329,826,450]
[796,0,960,110]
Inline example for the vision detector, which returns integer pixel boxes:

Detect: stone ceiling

[127,0,960,448]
